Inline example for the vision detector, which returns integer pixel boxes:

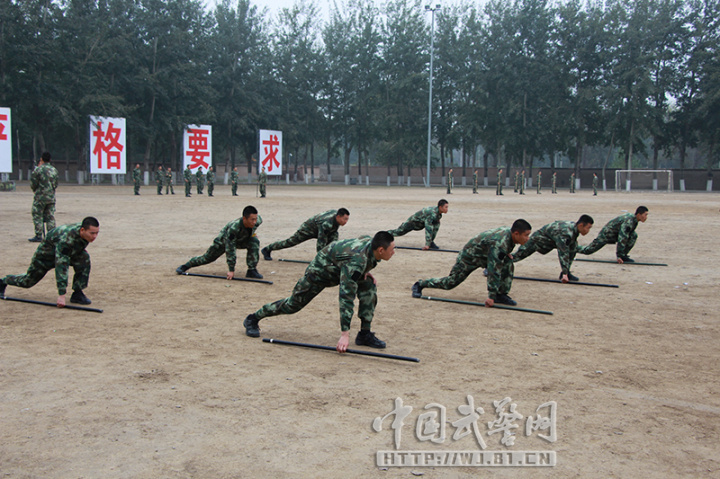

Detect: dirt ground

[1,182,719,478]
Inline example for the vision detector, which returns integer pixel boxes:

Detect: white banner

[259,129,282,175]
[89,116,126,174]
[183,124,212,172]
[0,107,12,173]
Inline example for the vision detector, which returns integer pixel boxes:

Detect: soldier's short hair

[337,208,350,217]
[41,152,52,162]
[511,219,532,233]
[243,205,258,218]
[438,199,448,207]
[636,206,649,215]
[577,214,594,225]
[371,231,394,251]
[81,217,100,229]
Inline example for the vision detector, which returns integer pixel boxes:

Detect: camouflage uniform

[133,166,141,195]
[551,173,557,194]
[183,167,192,196]
[593,175,598,195]
[513,221,579,275]
[446,170,453,194]
[570,173,575,193]
[196,169,205,194]
[265,210,343,253]
[255,236,380,332]
[2,223,91,295]
[231,170,239,196]
[155,167,164,195]
[472,171,478,194]
[496,170,503,195]
[537,171,542,194]
[207,169,215,196]
[388,206,442,248]
[165,169,174,195]
[577,213,638,258]
[417,227,516,299]
[258,170,267,197]
[514,171,519,192]
[519,171,525,194]
[30,162,59,238]
[184,216,263,272]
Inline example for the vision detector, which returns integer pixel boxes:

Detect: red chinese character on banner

[92,121,124,170]
[0,114,7,141]
[186,128,210,169]
[261,134,280,172]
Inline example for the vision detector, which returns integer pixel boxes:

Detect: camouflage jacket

[132,167,141,181]
[533,221,579,274]
[155,169,164,183]
[600,213,638,249]
[258,171,267,185]
[302,210,342,251]
[407,206,443,246]
[307,236,380,331]
[165,171,173,185]
[458,227,516,297]
[217,216,263,272]
[196,170,205,183]
[30,163,58,202]
[183,168,192,183]
[207,170,215,184]
[35,223,90,295]
[230,171,239,184]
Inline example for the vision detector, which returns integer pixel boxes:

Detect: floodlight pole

[425,3,440,188]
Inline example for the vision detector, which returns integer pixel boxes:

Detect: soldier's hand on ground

[57,295,66,308]
[422,245,430,250]
[616,257,624,264]
[485,298,494,307]
[337,331,350,353]
[227,271,235,280]
[560,274,569,283]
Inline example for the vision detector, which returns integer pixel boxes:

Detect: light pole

[425,3,441,188]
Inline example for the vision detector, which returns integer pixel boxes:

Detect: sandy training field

[1,183,719,478]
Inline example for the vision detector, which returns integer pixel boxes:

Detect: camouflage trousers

[388,221,439,243]
[185,181,192,196]
[266,227,319,253]
[156,180,163,194]
[259,184,266,197]
[255,273,376,330]
[418,257,514,298]
[2,250,90,295]
[207,182,214,196]
[185,237,259,270]
[578,231,636,257]
[165,181,174,195]
[496,182,503,195]
[134,180,141,194]
[32,200,56,237]
[197,181,204,194]
[231,183,238,195]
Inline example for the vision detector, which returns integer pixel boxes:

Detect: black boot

[70,290,92,305]
[355,330,386,349]
[246,269,264,279]
[244,314,260,337]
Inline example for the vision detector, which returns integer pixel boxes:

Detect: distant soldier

[496,168,504,196]
[165,167,175,195]
[196,167,205,195]
[29,151,59,242]
[570,172,576,193]
[1,217,100,307]
[258,166,267,198]
[207,166,215,197]
[593,173,599,196]
[231,167,239,196]
[513,215,594,282]
[132,164,142,195]
[262,208,350,260]
[514,170,519,193]
[183,166,192,197]
[552,172,557,194]
[577,206,649,264]
[243,231,395,352]
[176,205,264,279]
[472,170,478,194]
[155,165,164,195]
[388,200,449,250]
[412,219,532,307]
[446,168,453,194]
[537,171,542,194]
[519,170,525,195]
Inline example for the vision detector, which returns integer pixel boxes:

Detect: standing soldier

[258,166,267,198]
[411,219,532,307]
[593,173,599,196]
[176,205,264,279]
[2,217,100,306]
[388,200,449,250]
[537,171,542,194]
[29,152,59,242]
[231,167,239,196]
[552,172,557,194]
[570,172,576,193]
[577,206,649,263]
[446,168,453,194]
[155,165,164,195]
[196,166,205,195]
[519,170,525,195]
[132,164,142,195]
[207,166,215,197]
[496,168,504,195]
[183,165,192,197]
[514,169,519,193]
[244,231,395,352]
[472,170,478,194]
[165,167,175,195]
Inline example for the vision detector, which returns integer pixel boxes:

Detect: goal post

[615,170,673,192]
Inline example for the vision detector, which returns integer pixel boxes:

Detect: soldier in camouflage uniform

[537,171,542,194]
[519,170,525,195]
[207,166,215,197]
[133,164,142,195]
[183,166,192,197]
[569,172,575,193]
[176,205,264,279]
[155,166,164,195]
[513,215,594,282]
[446,169,453,194]
[29,152,59,242]
[388,200,448,250]
[411,219,532,307]
[551,172,557,194]
[1,217,99,306]
[261,208,350,260]
[258,167,267,197]
[165,167,175,195]
[472,170,478,194]
[244,231,395,352]
[577,206,648,263]
[231,167,239,196]
[196,167,205,194]
[592,173,599,196]
[496,168,504,195]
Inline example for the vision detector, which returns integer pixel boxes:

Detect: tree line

[1,0,718,180]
